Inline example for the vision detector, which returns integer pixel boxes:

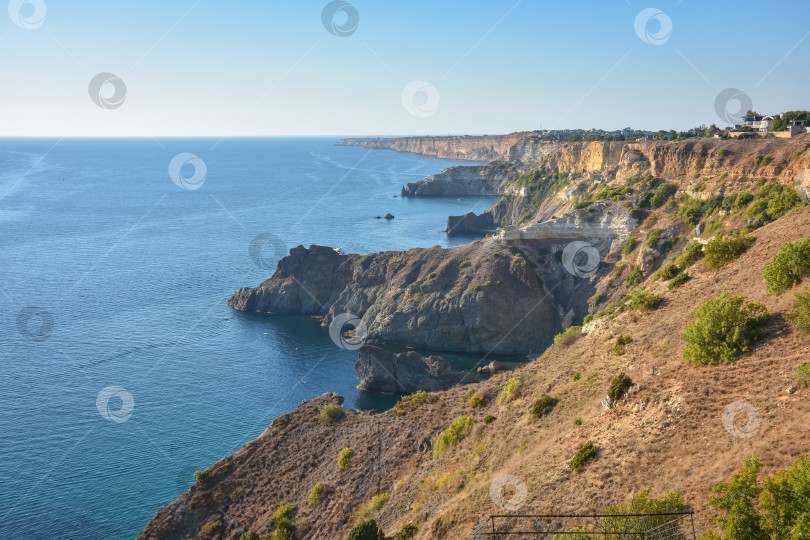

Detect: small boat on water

[334,246,345,255]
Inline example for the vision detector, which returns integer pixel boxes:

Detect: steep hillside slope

[140,208,810,540]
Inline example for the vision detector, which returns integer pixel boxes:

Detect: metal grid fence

[471,512,697,539]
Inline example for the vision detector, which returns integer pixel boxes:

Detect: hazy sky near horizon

[1,0,808,137]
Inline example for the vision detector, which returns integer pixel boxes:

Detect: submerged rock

[355,345,478,394]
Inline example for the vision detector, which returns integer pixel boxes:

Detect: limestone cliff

[338,132,535,162]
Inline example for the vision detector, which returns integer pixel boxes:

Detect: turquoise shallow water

[0,137,519,539]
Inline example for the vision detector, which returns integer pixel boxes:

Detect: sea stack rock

[355,345,479,394]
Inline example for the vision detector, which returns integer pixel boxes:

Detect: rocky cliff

[355,345,478,394]
[338,132,535,162]
[228,240,601,354]
[400,162,518,198]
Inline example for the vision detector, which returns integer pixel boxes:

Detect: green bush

[569,441,598,473]
[795,363,810,388]
[704,235,755,269]
[608,372,633,401]
[612,335,632,356]
[650,182,677,208]
[497,377,523,405]
[240,531,260,540]
[574,418,582,426]
[681,292,769,365]
[351,493,390,522]
[425,272,437,281]
[763,238,810,294]
[465,389,485,408]
[645,228,662,248]
[194,468,209,485]
[530,395,559,419]
[308,481,328,506]
[786,287,810,333]
[337,447,354,472]
[653,264,680,281]
[271,527,294,540]
[675,241,704,268]
[347,519,385,540]
[434,417,476,458]
[717,148,730,157]
[202,521,221,532]
[318,403,343,425]
[394,523,419,540]
[583,314,594,324]
[626,265,644,286]
[707,455,810,539]
[755,155,773,167]
[459,260,471,268]
[668,272,691,290]
[483,414,496,424]
[629,288,663,311]
[554,325,582,347]
[622,237,637,255]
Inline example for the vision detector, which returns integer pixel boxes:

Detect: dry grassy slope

[140,207,810,540]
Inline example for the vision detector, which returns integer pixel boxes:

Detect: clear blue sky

[1,0,808,136]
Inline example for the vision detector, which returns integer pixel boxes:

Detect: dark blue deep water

[0,138,507,539]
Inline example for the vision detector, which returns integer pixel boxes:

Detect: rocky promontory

[228,239,600,354]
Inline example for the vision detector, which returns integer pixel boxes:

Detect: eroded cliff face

[338,132,534,161]
[400,163,518,197]
[228,239,604,354]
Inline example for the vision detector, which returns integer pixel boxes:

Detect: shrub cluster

[763,238,810,294]
[681,292,769,365]
[668,272,691,290]
[553,325,582,347]
[465,388,485,408]
[497,377,523,405]
[703,235,755,269]
[351,493,390,523]
[612,335,633,356]
[795,363,810,388]
[347,519,385,540]
[530,395,559,419]
[318,403,343,425]
[622,237,637,255]
[308,481,328,506]
[337,447,354,472]
[706,455,810,539]
[786,288,810,333]
[394,523,419,540]
[629,289,663,311]
[569,441,598,473]
[626,265,644,286]
[675,241,704,268]
[434,417,476,458]
[608,372,633,401]
[651,264,680,281]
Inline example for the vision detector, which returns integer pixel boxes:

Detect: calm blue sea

[0,138,509,539]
